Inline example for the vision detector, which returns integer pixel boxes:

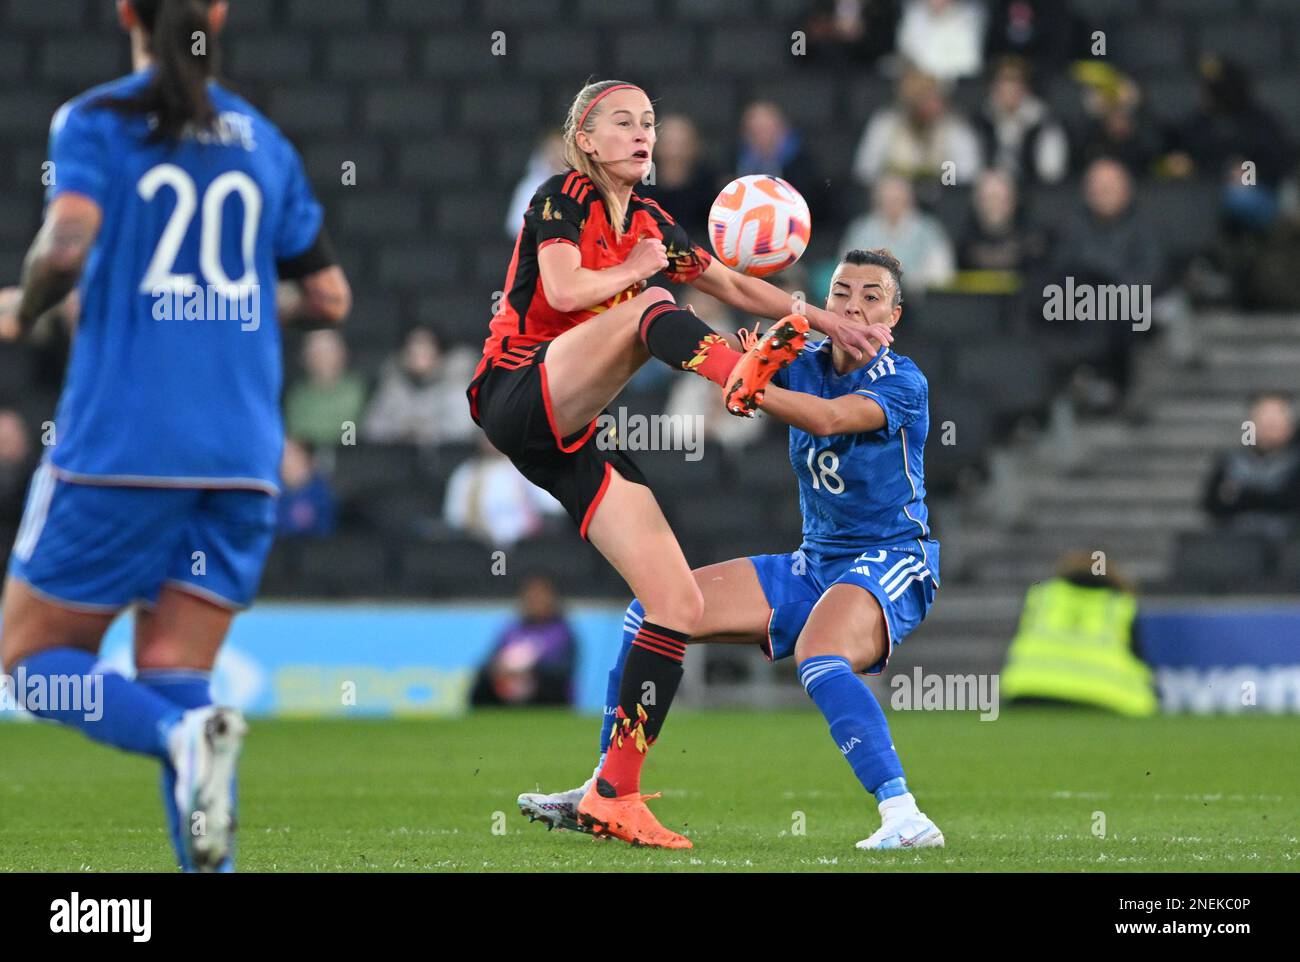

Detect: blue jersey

[44,68,324,493]
[773,340,931,555]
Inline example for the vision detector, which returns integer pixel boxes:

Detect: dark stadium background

[0,0,1297,707]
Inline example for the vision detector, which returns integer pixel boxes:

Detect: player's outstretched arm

[690,260,875,359]
[9,193,100,340]
[758,384,886,437]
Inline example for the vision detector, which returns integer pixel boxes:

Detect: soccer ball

[707,175,811,277]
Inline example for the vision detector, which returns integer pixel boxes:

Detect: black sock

[638,300,738,379]
[598,621,689,796]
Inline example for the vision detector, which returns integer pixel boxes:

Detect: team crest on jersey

[541,197,560,221]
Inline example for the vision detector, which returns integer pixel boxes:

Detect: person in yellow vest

[1001,553,1158,716]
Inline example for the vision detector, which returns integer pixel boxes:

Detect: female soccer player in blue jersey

[0,0,350,871]
[520,249,945,850]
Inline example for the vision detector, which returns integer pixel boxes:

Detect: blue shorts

[749,540,939,673]
[7,464,277,613]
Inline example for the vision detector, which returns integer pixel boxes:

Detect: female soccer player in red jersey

[468,80,892,848]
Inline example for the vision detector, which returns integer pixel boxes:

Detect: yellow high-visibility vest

[1001,578,1158,717]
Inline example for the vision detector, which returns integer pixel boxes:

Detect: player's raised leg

[794,583,944,850]
[541,286,747,440]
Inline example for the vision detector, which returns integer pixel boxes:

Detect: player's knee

[637,286,674,306]
[644,583,704,638]
[134,635,192,672]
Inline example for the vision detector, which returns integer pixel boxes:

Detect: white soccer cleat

[856,813,945,851]
[170,706,247,872]
[517,775,595,833]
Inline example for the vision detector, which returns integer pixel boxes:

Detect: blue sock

[16,648,181,759]
[596,598,643,764]
[798,655,907,802]
[137,669,235,873]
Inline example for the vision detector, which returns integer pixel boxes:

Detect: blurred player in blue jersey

[0,0,350,871]
[519,249,945,850]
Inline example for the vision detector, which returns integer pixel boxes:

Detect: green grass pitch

[1,707,1296,872]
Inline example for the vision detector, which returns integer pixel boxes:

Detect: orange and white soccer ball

[707,175,811,277]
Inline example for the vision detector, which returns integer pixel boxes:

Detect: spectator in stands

[503,131,567,239]
[277,437,337,539]
[956,169,1047,273]
[443,436,565,548]
[853,69,983,188]
[737,100,834,234]
[973,56,1068,186]
[665,289,768,451]
[1165,56,1294,234]
[1239,163,1300,310]
[841,174,955,293]
[983,0,1078,77]
[795,0,900,70]
[284,329,368,448]
[640,114,719,245]
[470,573,579,708]
[1072,68,1162,180]
[895,0,986,82]
[1050,158,1163,402]
[0,407,35,530]
[362,326,477,446]
[1203,393,1300,542]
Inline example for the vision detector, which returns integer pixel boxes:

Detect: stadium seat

[1110,20,1190,76]
[38,37,126,86]
[899,334,949,385]
[1141,77,1201,128]
[227,35,313,83]
[398,138,484,187]
[518,29,603,77]
[926,185,973,243]
[1256,78,1300,142]
[1069,0,1147,19]
[398,537,506,598]
[705,26,794,75]
[1195,21,1287,70]
[925,388,993,491]
[420,31,508,78]
[914,292,1011,339]
[298,533,401,598]
[458,83,543,133]
[1170,530,1274,594]
[751,76,840,130]
[331,443,423,498]
[364,86,448,135]
[1151,0,1247,16]
[497,535,599,596]
[286,0,369,28]
[340,193,422,238]
[1267,539,1300,592]
[613,29,697,74]
[1139,180,1221,265]
[955,343,1052,422]
[266,87,353,136]
[634,446,726,490]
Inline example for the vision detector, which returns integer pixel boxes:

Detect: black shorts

[468,341,649,539]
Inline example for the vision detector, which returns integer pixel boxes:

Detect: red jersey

[469,169,712,419]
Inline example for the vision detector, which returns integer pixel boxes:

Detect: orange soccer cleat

[723,313,810,416]
[576,779,693,849]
